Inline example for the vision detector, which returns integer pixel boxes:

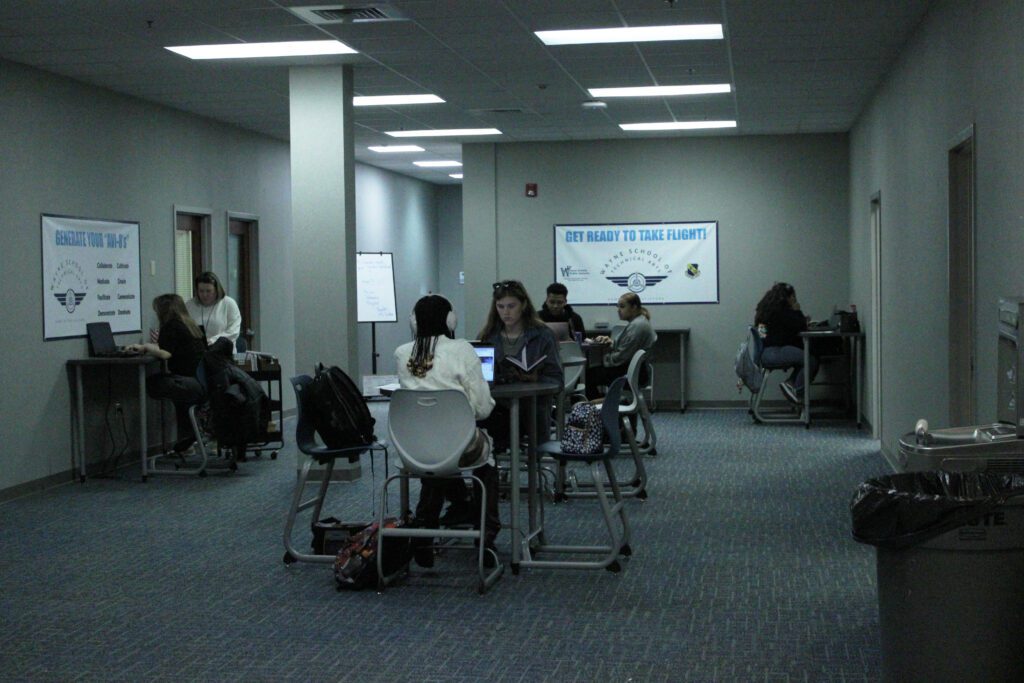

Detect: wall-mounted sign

[553,221,719,305]
[41,214,142,340]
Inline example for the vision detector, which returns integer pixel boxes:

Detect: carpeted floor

[0,407,889,682]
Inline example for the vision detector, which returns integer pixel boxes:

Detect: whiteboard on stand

[356,252,397,323]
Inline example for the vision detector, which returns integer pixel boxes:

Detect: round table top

[490,379,562,399]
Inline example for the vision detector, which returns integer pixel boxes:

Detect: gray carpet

[0,408,888,681]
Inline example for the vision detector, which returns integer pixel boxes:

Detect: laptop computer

[86,322,142,358]
[544,321,572,342]
[469,342,496,383]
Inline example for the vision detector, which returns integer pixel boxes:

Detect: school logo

[686,263,701,279]
[607,272,668,293]
[50,260,88,314]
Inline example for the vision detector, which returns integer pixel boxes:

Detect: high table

[800,329,865,428]
[67,355,160,482]
[490,379,562,574]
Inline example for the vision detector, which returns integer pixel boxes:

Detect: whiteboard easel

[356,252,397,373]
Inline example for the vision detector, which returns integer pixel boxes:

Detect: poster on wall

[356,252,398,323]
[41,214,142,340]
[554,221,719,305]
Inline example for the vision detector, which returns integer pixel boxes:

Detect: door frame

[947,124,976,425]
[226,211,260,350]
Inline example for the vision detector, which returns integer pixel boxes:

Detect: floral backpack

[561,402,604,454]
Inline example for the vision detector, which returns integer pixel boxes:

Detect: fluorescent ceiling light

[589,84,731,98]
[368,145,425,153]
[354,94,444,106]
[166,40,356,60]
[536,24,723,46]
[449,174,464,179]
[413,160,463,168]
[385,128,502,138]
[620,120,737,131]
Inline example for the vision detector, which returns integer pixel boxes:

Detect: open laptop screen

[470,343,496,383]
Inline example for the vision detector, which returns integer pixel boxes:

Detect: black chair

[534,376,633,572]
[282,374,390,565]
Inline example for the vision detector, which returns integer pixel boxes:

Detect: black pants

[414,464,500,544]
[146,373,204,439]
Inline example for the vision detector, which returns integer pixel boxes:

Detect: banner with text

[42,214,142,340]
[554,221,719,305]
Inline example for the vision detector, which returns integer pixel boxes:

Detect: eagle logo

[54,289,87,314]
[686,263,700,279]
[606,272,668,293]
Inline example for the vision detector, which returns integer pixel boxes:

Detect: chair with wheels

[282,374,390,565]
[747,326,803,424]
[376,389,503,594]
[533,376,633,572]
[560,349,652,500]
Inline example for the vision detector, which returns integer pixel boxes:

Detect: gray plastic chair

[377,389,503,594]
[534,376,633,572]
[747,327,804,424]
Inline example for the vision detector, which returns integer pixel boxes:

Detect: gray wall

[848,0,1024,458]
[462,135,851,403]
[0,59,294,493]
[435,185,465,337]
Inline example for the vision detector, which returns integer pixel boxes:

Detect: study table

[488,379,562,574]
[67,355,160,482]
[585,327,690,410]
[800,329,865,428]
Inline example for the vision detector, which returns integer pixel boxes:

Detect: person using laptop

[539,282,585,339]
[587,292,657,400]
[127,294,207,453]
[394,294,500,567]
[754,282,818,405]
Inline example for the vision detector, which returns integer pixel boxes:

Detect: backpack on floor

[333,518,411,591]
[562,401,604,454]
[306,364,376,449]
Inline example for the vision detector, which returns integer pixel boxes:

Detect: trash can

[851,471,1024,682]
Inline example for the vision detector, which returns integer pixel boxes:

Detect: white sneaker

[780,381,800,405]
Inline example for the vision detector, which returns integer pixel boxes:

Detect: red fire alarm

[525,183,538,197]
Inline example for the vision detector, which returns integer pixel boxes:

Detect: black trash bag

[851,471,1024,549]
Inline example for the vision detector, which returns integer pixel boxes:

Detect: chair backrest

[620,349,650,414]
[388,389,477,477]
[748,326,765,367]
[600,376,627,456]
[289,374,319,455]
[558,340,586,390]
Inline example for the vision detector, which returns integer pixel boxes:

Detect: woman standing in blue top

[477,280,562,447]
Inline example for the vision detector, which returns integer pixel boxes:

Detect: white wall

[848,0,1024,458]
[462,135,851,403]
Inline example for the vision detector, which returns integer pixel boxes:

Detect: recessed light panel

[589,84,731,98]
[385,128,502,138]
[368,145,426,153]
[166,40,356,60]
[449,174,464,179]
[536,24,722,46]
[354,95,444,106]
[413,160,463,168]
[620,121,737,131]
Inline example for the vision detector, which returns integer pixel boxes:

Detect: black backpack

[306,364,376,449]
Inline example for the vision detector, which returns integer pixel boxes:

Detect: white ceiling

[0,0,932,185]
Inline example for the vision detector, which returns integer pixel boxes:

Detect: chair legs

[557,415,648,500]
[147,402,236,477]
[750,368,804,424]
[377,471,503,594]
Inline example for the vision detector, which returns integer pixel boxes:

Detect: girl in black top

[754,282,818,403]
[128,294,207,452]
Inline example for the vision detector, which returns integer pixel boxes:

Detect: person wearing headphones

[394,294,500,568]
[185,271,242,346]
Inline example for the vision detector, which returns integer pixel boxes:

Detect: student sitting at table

[395,294,500,567]
[127,294,207,453]
[477,279,562,446]
[539,282,586,339]
[754,281,818,405]
[586,292,657,400]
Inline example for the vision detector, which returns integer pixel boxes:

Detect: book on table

[503,347,546,373]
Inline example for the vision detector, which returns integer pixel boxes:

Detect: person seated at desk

[395,294,500,567]
[586,293,657,400]
[539,282,585,339]
[126,294,207,453]
[754,282,819,405]
[477,280,562,447]
[186,271,241,347]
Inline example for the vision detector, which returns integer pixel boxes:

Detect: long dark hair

[477,280,544,340]
[406,295,454,378]
[754,282,796,326]
[153,293,203,339]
